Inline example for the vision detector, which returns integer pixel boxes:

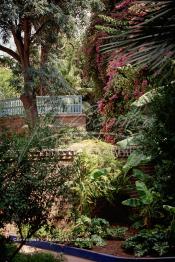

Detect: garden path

[21,245,93,262]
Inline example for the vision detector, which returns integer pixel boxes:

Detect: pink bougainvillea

[115,0,134,10]
[84,0,149,144]
[95,0,149,144]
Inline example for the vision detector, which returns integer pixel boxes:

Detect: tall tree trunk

[11,19,39,129]
[20,92,38,129]
[20,71,38,129]
[39,45,49,95]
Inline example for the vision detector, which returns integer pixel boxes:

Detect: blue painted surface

[9,236,175,262]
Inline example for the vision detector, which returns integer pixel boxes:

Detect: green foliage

[71,216,127,249]
[106,226,127,240]
[164,205,175,215]
[33,225,51,240]
[74,234,105,249]
[0,235,13,261]
[0,129,66,259]
[132,88,159,108]
[122,173,161,227]
[123,151,151,174]
[0,0,104,125]
[59,151,126,215]
[98,14,126,27]
[141,83,175,161]
[12,252,64,262]
[123,181,154,207]
[0,235,64,262]
[109,65,142,99]
[123,226,172,257]
[140,83,175,207]
[54,39,83,92]
[95,25,119,34]
[35,216,109,249]
[34,225,73,244]
[50,228,73,244]
[70,216,128,248]
[0,67,19,98]
[68,139,117,168]
[115,106,149,142]
[73,237,95,249]
[72,216,109,238]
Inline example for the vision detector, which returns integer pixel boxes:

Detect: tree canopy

[0,0,104,127]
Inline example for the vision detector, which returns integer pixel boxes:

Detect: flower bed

[10,236,175,262]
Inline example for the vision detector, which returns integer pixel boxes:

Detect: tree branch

[24,18,31,66]
[31,20,49,42]
[0,45,21,63]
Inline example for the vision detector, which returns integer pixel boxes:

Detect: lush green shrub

[106,226,127,240]
[72,216,109,238]
[0,128,66,260]
[123,226,173,257]
[34,216,128,249]
[73,235,105,249]
[71,216,128,249]
[34,225,73,244]
[140,83,175,202]
[59,150,128,216]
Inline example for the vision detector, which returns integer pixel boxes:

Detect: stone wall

[0,114,86,134]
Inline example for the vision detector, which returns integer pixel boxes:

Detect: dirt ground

[92,240,133,258]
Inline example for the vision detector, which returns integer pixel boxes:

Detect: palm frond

[101,0,175,72]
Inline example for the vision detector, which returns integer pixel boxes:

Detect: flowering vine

[84,0,149,144]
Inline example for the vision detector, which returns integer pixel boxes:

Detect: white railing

[0,95,82,116]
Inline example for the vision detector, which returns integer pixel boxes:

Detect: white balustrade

[0,96,82,116]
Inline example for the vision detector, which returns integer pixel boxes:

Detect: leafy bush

[72,216,109,238]
[59,151,128,216]
[140,83,175,203]
[0,128,67,260]
[74,235,106,249]
[70,216,128,249]
[33,225,53,240]
[0,132,61,233]
[123,226,172,257]
[106,226,127,240]
[73,237,94,249]
[122,179,160,228]
[50,228,73,244]
[72,216,108,249]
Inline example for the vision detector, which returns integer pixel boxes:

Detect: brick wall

[0,116,27,134]
[0,114,86,134]
[54,114,86,129]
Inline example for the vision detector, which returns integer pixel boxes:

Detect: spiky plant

[101,0,175,73]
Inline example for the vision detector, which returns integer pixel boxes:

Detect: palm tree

[101,0,175,72]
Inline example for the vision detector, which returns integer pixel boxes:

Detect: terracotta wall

[0,114,86,134]
[54,114,86,129]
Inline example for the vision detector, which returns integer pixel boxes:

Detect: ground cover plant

[32,216,128,249]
